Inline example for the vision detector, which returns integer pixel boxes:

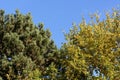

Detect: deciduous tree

[61,9,120,80]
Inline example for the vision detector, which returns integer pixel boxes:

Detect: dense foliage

[0,9,120,80]
[61,9,120,80]
[0,10,59,80]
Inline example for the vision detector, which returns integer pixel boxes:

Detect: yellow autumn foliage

[61,9,120,80]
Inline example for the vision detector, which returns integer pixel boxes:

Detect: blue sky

[0,0,120,48]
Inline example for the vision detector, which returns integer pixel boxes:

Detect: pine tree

[0,10,59,79]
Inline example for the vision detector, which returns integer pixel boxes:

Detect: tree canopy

[61,9,120,80]
[0,9,120,80]
[0,10,59,80]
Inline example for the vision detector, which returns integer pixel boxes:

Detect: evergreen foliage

[0,10,59,80]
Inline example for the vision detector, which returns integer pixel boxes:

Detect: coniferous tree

[0,10,59,80]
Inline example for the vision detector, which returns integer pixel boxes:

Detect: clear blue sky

[0,0,120,48]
